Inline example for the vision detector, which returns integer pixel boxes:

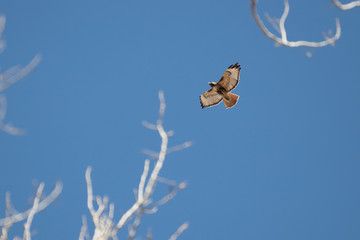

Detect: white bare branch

[83,91,189,240]
[251,0,341,48]
[86,167,117,239]
[0,95,25,135]
[332,0,360,10]
[79,215,90,240]
[0,182,62,240]
[0,95,6,121]
[112,160,150,233]
[141,121,157,131]
[0,15,6,53]
[0,182,62,226]
[23,183,45,240]
[142,141,193,160]
[143,92,168,200]
[127,211,143,240]
[145,181,187,214]
[85,167,97,218]
[138,160,150,202]
[85,158,154,239]
[0,193,12,240]
[0,15,42,135]
[0,55,42,92]
[156,176,177,187]
[168,222,189,240]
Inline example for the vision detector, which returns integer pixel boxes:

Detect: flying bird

[200,63,241,109]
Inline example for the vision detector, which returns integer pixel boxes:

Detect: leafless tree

[80,91,191,240]
[0,182,62,240]
[0,15,41,135]
[332,0,360,10]
[251,0,342,56]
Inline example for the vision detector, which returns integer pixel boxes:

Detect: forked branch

[251,0,341,48]
[0,182,62,240]
[82,91,189,240]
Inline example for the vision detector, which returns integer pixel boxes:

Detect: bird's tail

[223,93,239,109]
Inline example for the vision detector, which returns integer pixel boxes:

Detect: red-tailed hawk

[200,63,241,109]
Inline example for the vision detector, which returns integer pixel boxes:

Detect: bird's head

[208,82,217,87]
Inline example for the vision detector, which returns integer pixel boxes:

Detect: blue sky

[1,0,359,239]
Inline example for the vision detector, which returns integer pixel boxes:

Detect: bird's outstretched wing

[217,63,241,92]
[200,88,223,108]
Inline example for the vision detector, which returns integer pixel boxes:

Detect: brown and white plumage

[200,63,241,109]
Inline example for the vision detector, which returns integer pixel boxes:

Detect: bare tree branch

[23,183,45,240]
[0,182,62,240]
[0,193,12,240]
[251,0,341,48]
[0,95,25,135]
[79,215,90,240]
[0,15,42,135]
[112,159,151,234]
[83,91,189,240]
[156,176,177,187]
[85,167,116,239]
[332,0,360,10]
[142,141,193,160]
[0,55,42,92]
[0,15,6,53]
[145,182,187,215]
[138,160,150,203]
[168,222,189,240]
[0,182,62,226]
[143,91,169,200]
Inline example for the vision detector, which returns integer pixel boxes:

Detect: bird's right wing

[217,63,241,92]
[200,88,223,108]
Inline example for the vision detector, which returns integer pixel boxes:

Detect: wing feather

[200,89,223,108]
[217,63,241,92]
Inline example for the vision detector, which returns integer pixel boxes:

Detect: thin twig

[0,95,25,135]
[142,121,157,130]
[0,15,5,53]
[146,228,152,240]
[0,193,12,240]
[85,167,97,220]
[79,215,90,240]
[264,13,280,34]
[0,55,42,92]
[169,222,189,240]
[142,141,193,159]
[0,95,6,121]
[147,182,187,213]
[156,176,177,187]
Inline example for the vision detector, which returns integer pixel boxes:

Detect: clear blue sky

[1,0,360,239]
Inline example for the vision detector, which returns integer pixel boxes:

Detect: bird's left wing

[200,88,223,108]
[217,63,241,92]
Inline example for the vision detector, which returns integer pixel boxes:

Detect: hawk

[200,63,241,109]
